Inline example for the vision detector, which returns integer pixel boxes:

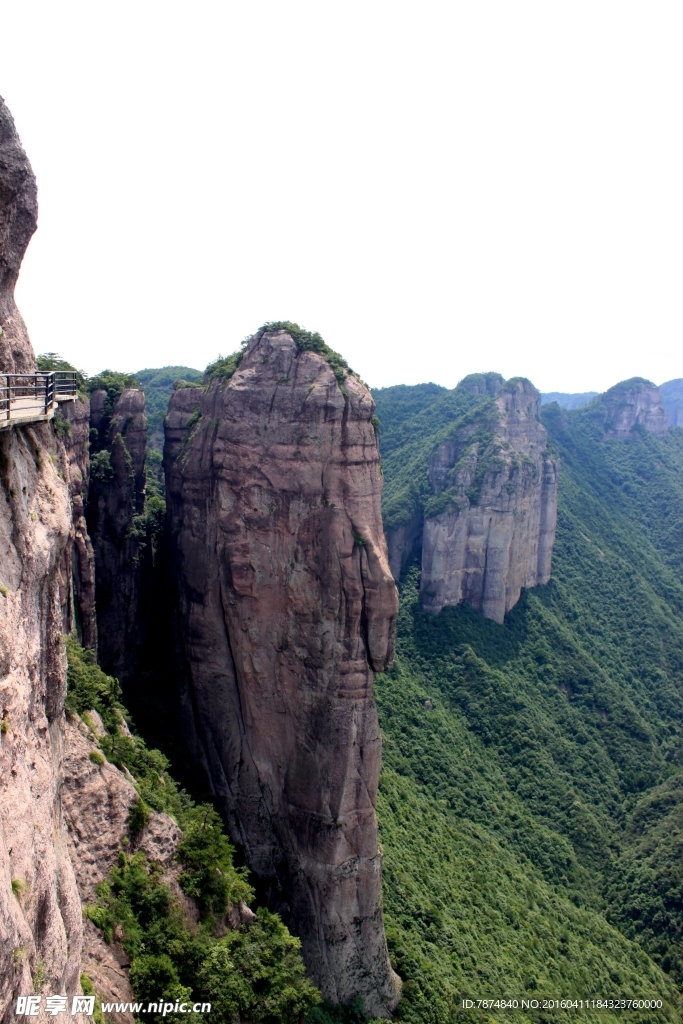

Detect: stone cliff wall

[659,379,683,429]
[165,328,400,1015]
[0,97,37,374]
[0,97,150,1022]
[600,378,669,439]
[420,378,559,623]
[0,421,87,1018]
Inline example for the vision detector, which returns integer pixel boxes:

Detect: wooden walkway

[0,372,78,429]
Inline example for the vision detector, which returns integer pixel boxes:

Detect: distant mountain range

[540,390,598,409]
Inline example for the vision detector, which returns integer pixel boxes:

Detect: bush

[198,909,321,1024]
[176,806,252,915]
[67,639,321,1023]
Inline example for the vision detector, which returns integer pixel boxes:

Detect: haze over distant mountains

[542,379,683,428]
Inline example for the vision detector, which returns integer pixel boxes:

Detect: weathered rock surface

[0,97,91,1020]
[0,98,138,1022]
[0,97,37,374]
[420,378,559,623]
[165,328,400,1014]
[601,378,668,439]
[0,421,87,1018]
[87,388,148,681]
[656,378,683,430]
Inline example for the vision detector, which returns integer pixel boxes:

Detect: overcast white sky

[2,1,682,392]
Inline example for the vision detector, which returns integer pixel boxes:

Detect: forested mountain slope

[374,383,683,1022]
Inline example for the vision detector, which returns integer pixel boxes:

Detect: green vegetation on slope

[135,366,202,498]
[373,374,508,532]
[66,640,380,1024]
[374,387,683,1021]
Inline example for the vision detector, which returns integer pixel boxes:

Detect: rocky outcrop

[0,97,37,374]
[0,422,88,1017]
[165,327,400,1015]
[420,378,559,623]
[0,97,90,1020]
[657,378,683,429]
[601,378,668,439]
[87,388,148,681]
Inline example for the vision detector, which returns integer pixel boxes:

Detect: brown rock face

[601,378,669,439]
[165,329,399,1014]
[0,423,87,1016]
[87,388,148,680]
[420,379,559,623]
[0,98,89,1019]
[0,97,37,375]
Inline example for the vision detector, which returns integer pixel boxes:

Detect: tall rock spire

[165,327,400,1015]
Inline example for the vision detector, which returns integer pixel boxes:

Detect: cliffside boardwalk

[0,370,78,428]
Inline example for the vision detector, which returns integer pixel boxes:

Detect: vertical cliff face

[0,422,88,1014]
[0,96,88,1019]
[0,97,37,374]
[600,378,669,439]
[87,387,148,680]
[659,378,683,428]
[420,378,559,623]
[165,328,400,1014]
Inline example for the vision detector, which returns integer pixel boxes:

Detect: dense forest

[372,382,683,1022]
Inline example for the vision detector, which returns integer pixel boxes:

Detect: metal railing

[0,371,79,427]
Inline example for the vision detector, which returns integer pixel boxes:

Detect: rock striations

[659,378,683,429]
[0,97,174,1022]
[0,96,89,1018]
[420,377,559,622]
[600,378,669,439]
[0,97,37,374]
[165,328,400,1014]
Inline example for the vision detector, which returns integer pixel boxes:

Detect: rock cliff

[659,378,683,428]
[419,378,559,622]
[87,387,148,681]
[0,97,37,374]
[0,97,84,1017]
[0,97,157,1021]
[165,327,400,1014]
[600,378,668,439]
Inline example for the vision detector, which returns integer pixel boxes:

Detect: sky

[1,1,682,393]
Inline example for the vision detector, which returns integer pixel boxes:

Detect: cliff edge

[165,327,400,1014]
[0,97,37,374]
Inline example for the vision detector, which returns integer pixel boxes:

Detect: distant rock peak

[419,377,559,623]
[601,378,669,439]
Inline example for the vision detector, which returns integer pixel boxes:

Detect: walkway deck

[0,372,79,429]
